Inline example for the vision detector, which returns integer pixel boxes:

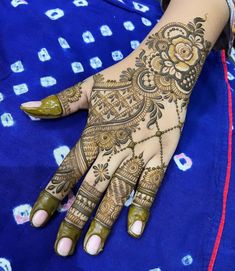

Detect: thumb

[20,77,93,119]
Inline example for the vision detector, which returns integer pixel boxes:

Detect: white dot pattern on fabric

[73,0,88,7]
[58,37,70,49]
[90,57,102,69]
[141,17,152,26]
[53,145,70,166]
[0,258,12,271]
[132,1,150,12]
[11,60,24,73]
[58,192,76,212]
[124,189,135,207]
[29,115,40,121]
[13,83,28,95]
[40,76,57,87]
[71,62,84,73]
[112,50,123,61]
[1,113,14,127]
[228,71,235,80]
[45,8,64,20]
[231,47,235,62]
[100,25,113,36]
[82,31,95,43]
[38,48,51,62]
[149,268,161,271]
[0,92,4,102]
[130,40,140,49]
[181,255,193,266]
[11,0,28,7]
[13,204,32,225]
[123,21,135,31]
[173,153,192,171]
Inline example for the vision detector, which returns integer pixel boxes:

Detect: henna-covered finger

[83,153,145,255]
[128,159,166,238]
[54,150,130,257]
[30,134,98,227]
[54,181,103,257]
[20,78,93,118]
[20,95,63,119]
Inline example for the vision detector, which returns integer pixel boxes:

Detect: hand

[21,17,210,256]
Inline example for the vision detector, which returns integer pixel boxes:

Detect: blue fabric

[0,1,234,271]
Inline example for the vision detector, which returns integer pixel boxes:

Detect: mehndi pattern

[31,18,211,246]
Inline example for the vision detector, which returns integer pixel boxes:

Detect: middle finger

[54,149,130,256]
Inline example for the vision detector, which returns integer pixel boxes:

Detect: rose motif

[161,36,200,79]
[169,37,199,66]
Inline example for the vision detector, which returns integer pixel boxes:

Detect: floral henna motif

[95,154,145,228]
[57,82,83,115]
[93,163,111,186]
[86,17,210,131]
[95,129,131,155]
[85,18,211,228]
[35,18,211,234]
[133,166,165,210]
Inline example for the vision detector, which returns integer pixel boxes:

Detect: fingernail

[21,101,41,108]
[85,235,101,255]
[57,238,73,256]
[130,220,143,236]
[31,210,48,227]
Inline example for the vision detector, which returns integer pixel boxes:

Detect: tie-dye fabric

[0,1,234,271]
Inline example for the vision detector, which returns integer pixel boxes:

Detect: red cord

[208,50,233,271]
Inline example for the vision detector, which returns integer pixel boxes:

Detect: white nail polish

[130,221,143,235]
[31,210,48,227]
[86,235,101,255]
[57,238,72,256]
[21,101,41,108]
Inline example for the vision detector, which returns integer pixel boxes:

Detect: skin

[20,0,229,257]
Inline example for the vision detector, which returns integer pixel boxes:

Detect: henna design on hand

[95,154,145,228]
[93,163,111,186]
[133,166,165,209]
[62,16,211,233]
[30,17,212,254]
[57,82,83,115]
[45,135,98,201]
[82,17,211,244]
[65,181,102,229]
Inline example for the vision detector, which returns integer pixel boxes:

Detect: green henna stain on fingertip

[127,205,149,238]
[20,95,62,118]
[54,220,82,256]
[30,190,60,227]
[83,219,110,255]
